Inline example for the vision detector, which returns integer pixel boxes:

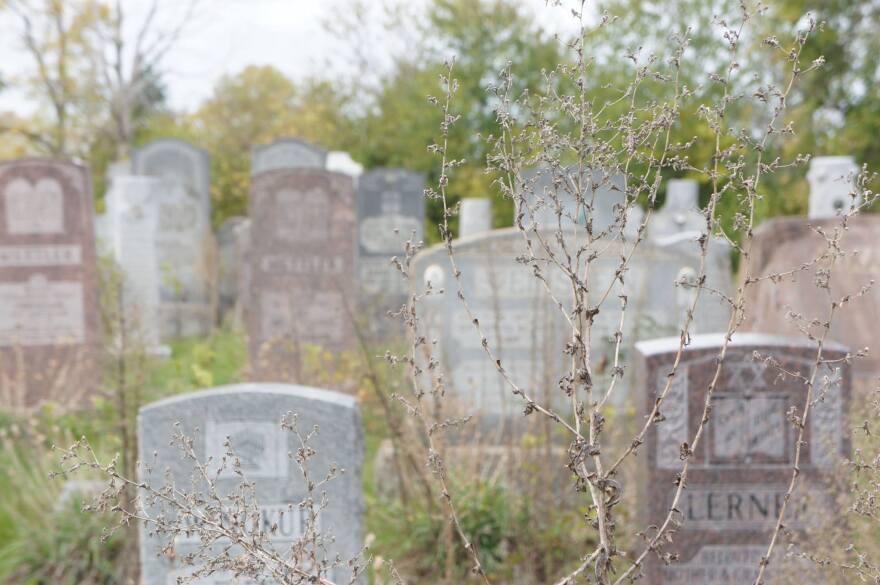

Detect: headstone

[635,333,849,585]
[132,138,211,219]
[357,168,424,325]
[412,222,734,415]
[138,383,364,585]
[246,168,357,379]
[252,138,327,175]
[459,198,492,238]
[807,156,860,219]
[516,166,626,232]
[326,151,363,182]
[216,216,250,324]
[634,231,732,339]
[743,215,880,379]
[104,176,164,351]
[412,227,571,420]
[650,179,704,239]
[0,158,100,408]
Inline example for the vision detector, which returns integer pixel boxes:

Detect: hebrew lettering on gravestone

[138,383,364,585]
[0,159,100,408]
[635,333,849,585]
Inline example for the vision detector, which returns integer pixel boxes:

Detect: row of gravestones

[0,152,871,409]
[133,326,849,584]
[96,138,425,358]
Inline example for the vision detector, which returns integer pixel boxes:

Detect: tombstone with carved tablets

[0,159,100,408]
[635,333,849,585]
[246,165,357,379]
[138,383,364,585]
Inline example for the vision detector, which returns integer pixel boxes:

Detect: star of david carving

[725,360,767,394]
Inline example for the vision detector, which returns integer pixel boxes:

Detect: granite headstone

[743,214,880,379]
[357,168,424,324]
[0,159,100,408]
[246,168,357,379]
[650,179,705,239]
[635,333,849,585]
[252,138,327,175]
[138,383,363,585]
[133,138,211,219]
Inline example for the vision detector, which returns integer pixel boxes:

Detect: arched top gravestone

[138,383,364,585]
[807,155,860,219]
[251,138,327,175]
[133,138,211,218]
[0,158,99,408]
[635,333,849,585]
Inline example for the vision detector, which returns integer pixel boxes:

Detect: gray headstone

[357,168,424,323]
[516,166,626,232]
[138,383,364,585]
[216,216,251,323]
[246,168,357,380]
[0,158,100,408]
[132,138,211,220]
[807,156,860,219]
[459,198,492,238]
[411,225,733,415]
[650,179,704,239]
[252,139,327,175]
[104,175,164,350]
[635,333,849,585]
[412,227,571,420]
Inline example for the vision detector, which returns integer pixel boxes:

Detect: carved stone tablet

[635,333,850,585]
[0,159,99,408]
[138,383,364,585]
[246,168,356,379]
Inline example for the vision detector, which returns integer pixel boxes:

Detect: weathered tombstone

[807,156,860,219]
[459,198,492,238]
[216,216,250,324]
[252,138,327,175]
[412,217,735,417]
[138,383,364,585]
[133,138,211,219]
[634,231,732,339]
[516,166,627,232]
[104,175,164,351]
[635,333,849,585]
[326,151,363,182]
[0,159,99,408]
[246,168,357,379]
[650,178,704,239]
[743,214,880,380]
[412,227,571,421]
[357,168,424,328]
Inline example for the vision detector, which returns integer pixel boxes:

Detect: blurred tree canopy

[2,0,879,239]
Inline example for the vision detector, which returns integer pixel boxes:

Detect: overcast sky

[0,0,576,116]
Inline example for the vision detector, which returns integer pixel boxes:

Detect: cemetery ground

[0,322,595,584]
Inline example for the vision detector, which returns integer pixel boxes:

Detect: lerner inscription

[0,159,99,408]
[635,333,850,585]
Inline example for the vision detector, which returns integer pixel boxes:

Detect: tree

[184,66,355,223]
